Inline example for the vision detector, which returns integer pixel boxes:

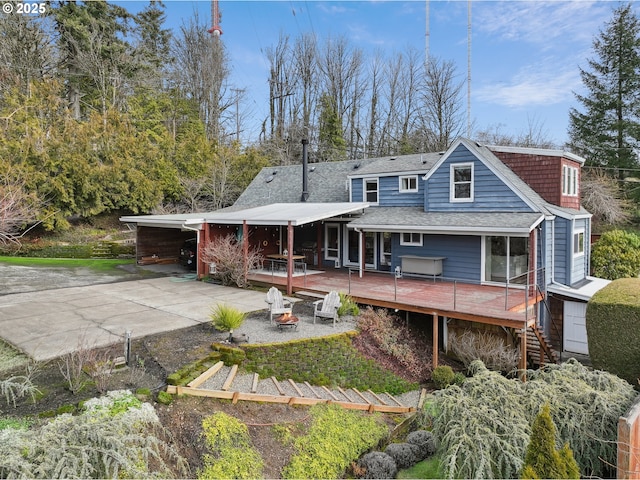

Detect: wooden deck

[248,269,541,330]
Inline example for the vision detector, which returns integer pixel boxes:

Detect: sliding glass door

[485,236,529,284]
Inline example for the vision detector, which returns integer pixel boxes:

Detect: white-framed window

[325,223,340,260]
[364,178,378,203]
[399,175,418,193]
[450,163,474,202]
[400,232,423,246]
[573,230,585,256]
[562,165,578,196]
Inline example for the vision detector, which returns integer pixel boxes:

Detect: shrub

[156,391,173,405]
[422,359,636,479]
[357,451,397,479]
[448,328,519,372]
[586,278,640,385]
[200,234,263,287]
[384,442,420,469]
[521,403,579,479]
[591,229,640,279]
[430,365,455,389]
[282,404,389,479]
[356,307,423,378]
[338,292,360,317]
[210,304,246,333]
[0,390,187,478]
[198,412,263,479]
[406,430,436,460]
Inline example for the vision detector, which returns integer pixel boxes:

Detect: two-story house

[121,138,609,363]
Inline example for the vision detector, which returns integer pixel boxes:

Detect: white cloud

[474,1,609,48]
[475,64,581,108]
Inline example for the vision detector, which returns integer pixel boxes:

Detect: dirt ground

[1,307,451,478]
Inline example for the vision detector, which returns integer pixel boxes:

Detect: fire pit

[276,313,299,330]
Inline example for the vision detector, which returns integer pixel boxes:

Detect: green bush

[430,366,455,389]
[586,278,640,385]
[198,412,263,479]
[591,230,640,279]
[156,391,173,405]
[210,304,246,332]
[282,404,389,479]
[422,359,636,479]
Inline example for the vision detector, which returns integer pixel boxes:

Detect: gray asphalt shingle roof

[348,207,544,234]
[349,152,442,176]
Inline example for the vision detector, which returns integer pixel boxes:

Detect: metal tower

[208,0,222,36]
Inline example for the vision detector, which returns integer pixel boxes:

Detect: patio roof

[347,207,545,235]
[193,202,370,227]
[119,212,207,229]
[547,276,611,302]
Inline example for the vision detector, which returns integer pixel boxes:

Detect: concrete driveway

[0,277,271,361]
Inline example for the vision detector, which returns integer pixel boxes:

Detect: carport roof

[120,202,369,228]
[197,202,369,226]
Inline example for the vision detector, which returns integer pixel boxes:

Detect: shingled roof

[234,159,377,207]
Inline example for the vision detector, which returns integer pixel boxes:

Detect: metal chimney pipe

[301,138,309,202]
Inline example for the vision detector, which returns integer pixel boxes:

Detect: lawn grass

[0,256,134,273]
[0,340,29,375]
[397,455,444,479]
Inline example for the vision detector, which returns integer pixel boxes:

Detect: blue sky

[123,1,623,147]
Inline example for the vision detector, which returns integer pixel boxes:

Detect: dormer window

[562,165,578,196]
[450,163,474,202]
[364,178,378,204]
[399,175,418,193]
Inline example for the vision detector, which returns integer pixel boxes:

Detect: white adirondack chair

[313,291,342,327]
[265,287,293,325]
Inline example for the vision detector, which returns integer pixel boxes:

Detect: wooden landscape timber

[166,363,421,414]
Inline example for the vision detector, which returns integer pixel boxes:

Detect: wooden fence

[618,393,640,479]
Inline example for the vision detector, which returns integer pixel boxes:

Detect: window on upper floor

[450,163,474,202]
[562,165,578,196]
[399,175,418,193]
[573,230,585,257]
[400,232,423,246]
[364,178,378,204]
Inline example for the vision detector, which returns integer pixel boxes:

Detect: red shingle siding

[492,151,581,209]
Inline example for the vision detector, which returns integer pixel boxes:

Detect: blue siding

[351,178,363,202]
[571,218,589,284]
[391,234,481,282]
[378,176,424,206]
[553,218,569,285]
[542,221,553,287]
[425,144,533,212]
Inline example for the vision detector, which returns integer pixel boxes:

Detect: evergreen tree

[568,3,640,172]
[132,0,172,89]
[318,93,346,161]
[521,403,580,479]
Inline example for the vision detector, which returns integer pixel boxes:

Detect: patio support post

[316,223,322,268]
[432,313,439,368]
[287,221,294,295]
[243,221,248,285]
[359,229,364,278]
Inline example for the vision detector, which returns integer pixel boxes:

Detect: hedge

[586,278,640,386]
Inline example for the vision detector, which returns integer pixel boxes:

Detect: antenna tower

[208,0,222,36]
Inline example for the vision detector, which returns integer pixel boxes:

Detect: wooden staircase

[520,325,559,367]
[166,361,423,414]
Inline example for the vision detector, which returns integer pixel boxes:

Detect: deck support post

[519,326,528,380]
[242,221,248,286]
[432,313,438,368]
[287,221,294,295]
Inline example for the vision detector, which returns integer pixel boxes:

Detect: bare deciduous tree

[201,233,263,288]
[581,168,632,226]
[0,176,40,247]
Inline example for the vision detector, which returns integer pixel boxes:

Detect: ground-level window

[400,232,422,246]
[573,230,585,256]
[325,223,340,260]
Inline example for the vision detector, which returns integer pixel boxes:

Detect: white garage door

[563,301,589,355]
